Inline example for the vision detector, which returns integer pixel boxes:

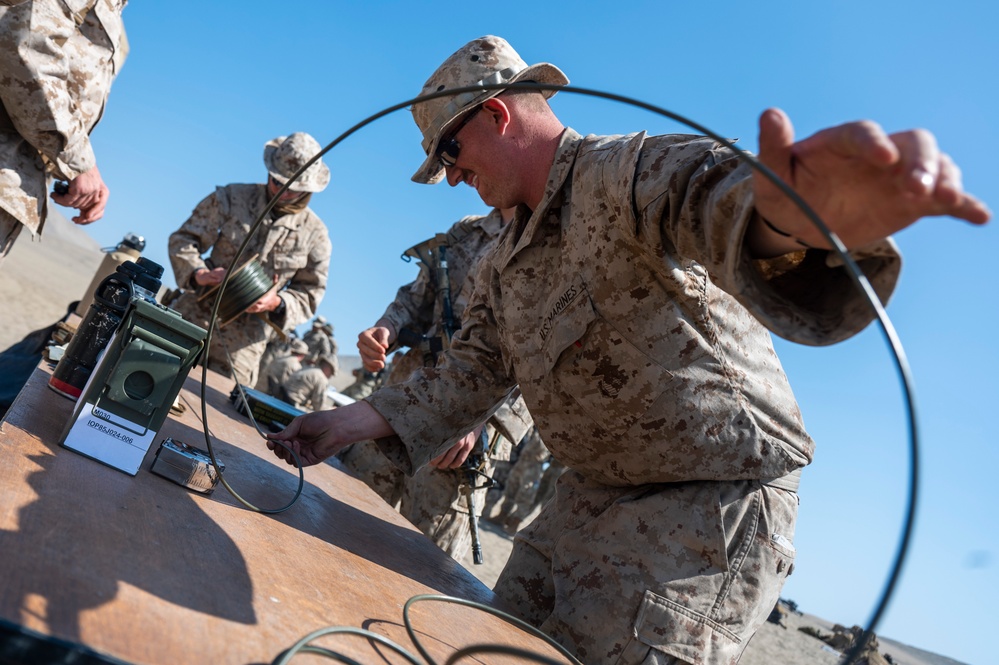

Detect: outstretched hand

[266,400,396,467]
[266,410,340,467]
[751,108,990,255]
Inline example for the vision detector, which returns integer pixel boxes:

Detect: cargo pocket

[615,590,741,665]
[542,284,673,439]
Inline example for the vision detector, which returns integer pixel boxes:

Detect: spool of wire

[198,257,272,326]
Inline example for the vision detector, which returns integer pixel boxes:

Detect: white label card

[62,401,158,476]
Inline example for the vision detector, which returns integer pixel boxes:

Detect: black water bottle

[49,258,164,399]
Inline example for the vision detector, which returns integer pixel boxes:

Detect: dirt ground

[0,211,104,352]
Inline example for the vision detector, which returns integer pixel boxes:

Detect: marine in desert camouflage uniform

[340,366,387,401]
[268,37,990,664]
[303,315,335,365]
[258,337,309,398]
[255,331,298,388]
[280,353,336,412]
[167,132,332,387]
[0,0,128,266]
[340,207,532,559]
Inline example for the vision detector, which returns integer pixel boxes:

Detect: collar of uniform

[256,184,310,224]
[493,127,583,272]
[478,207,506,239]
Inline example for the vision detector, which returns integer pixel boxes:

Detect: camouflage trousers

[336,433,497,560]
[494,470,799,665]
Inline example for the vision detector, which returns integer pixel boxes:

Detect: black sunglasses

[435,106,481,168]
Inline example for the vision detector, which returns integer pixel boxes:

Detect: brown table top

[0,363,564,664]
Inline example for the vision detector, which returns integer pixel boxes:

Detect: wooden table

[0,363,564,664]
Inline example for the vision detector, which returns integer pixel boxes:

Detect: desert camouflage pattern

[339,209,532,558]
[263,132,330,193]
[254,336,303,389]
[303,326,334,365]
[258,354,302,398]
[379,209,505,351]
[497,472,798,664]
[167,183,331,386]
[0,0,127,242]
[398,428,498,558]
[315,352,339,378]
[338,421,500,559]
[367,129,901,661]
[410,35,567,185]
[281,366,328,412]
[491,426,565,534]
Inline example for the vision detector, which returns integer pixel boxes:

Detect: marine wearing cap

[264,132,331,193]
[410,35,568,185]
[166,130,332,387]
[288,338,310,356]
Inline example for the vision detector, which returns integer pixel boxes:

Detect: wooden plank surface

[0,362,565,664]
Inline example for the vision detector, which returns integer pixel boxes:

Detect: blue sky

[74,2,997,662]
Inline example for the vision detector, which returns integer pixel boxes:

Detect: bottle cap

[119,232,146,252]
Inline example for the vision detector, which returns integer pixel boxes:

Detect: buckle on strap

[762,468,802,493]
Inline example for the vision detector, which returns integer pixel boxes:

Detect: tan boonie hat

[317,354,338,372]
[264,132,331,193]
[411,35,569,185]
[313,315,327,326]
[288,338,309,355]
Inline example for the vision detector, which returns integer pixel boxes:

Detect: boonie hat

[411,35,568,185]
[317,354,338,371]
[288,339,309,355]
[313,315,327,326]
[264,132,331,193]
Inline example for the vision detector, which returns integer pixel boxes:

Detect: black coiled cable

[241,82,917,664]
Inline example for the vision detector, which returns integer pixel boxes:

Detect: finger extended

[795,120,898,167]
[756,108,795,186]
[933,153,963,208]
[889,129,941,196]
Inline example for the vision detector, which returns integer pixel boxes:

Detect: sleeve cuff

[54,136,97,181]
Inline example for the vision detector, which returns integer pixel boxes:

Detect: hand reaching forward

[266,409,340,467]
[751,108,990,256]
[266,400,395,467]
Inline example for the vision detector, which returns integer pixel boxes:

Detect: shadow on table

[0,452,255,645]
[163,416,495,608]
